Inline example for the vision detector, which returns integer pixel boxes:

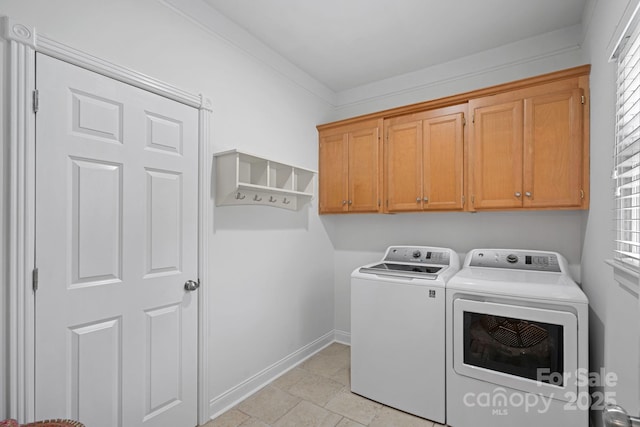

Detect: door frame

[1,16,211,424]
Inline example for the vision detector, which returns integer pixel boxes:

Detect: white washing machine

[446,249,588,427]
[351,245,460,423]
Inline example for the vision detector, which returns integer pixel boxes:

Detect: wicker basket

[22,421,84,427]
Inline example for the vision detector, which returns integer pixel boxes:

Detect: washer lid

[352,245,460,282]
[359,262,442,280]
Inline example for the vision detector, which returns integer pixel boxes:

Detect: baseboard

[207,330,339,421]
[333,329,351,345]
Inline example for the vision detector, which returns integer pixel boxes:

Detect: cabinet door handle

[416,197,421,203]
[515,192,522,197]
[348,200,353,205]
[525,192,532,198]
[342,200,347,205]
[423,197,429,203]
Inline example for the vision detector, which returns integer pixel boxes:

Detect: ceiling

[200,0,588,92]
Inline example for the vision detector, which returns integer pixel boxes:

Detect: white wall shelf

[214,150,316,210]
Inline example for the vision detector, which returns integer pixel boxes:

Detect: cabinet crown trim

[317,64,591,131]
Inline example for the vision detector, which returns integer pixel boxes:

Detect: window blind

[614,24,640,268]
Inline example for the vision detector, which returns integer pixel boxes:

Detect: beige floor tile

[368,406,436,427]
[201,409,249,427]
[325,391,382,425]
[335,418,366,427]
[287,371,345,406]
[238,418,270,427]
[204,343,447,427]
[273,400,343,427]
[301,352,350,378]
[273,367,308,390]
[237,385,300,424]
[327,366,350,387]
[319,343,350,357]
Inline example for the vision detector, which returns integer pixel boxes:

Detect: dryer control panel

[468,249,562,272]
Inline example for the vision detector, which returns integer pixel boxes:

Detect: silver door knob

[525,191,532,198]
[184,279,200,291]
[603,404,640,427]
[416,197,421,203]
[515,192,522,197]
[423,197,429,203]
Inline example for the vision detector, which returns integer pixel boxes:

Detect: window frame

[613,12,640,273]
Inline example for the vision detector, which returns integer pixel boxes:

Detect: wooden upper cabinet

[470,97,524,209]
[385,104,466,212]
[317,65,590,214]
[318,119,382,214]
[385,119,423,211]
[348,127,381,212]
[469,79,587,211]
[423,110,465,210]
[523,88,583,208]
[319,132,348,213]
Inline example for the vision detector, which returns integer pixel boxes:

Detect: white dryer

[446,249,588,427]
[351,246,460,423]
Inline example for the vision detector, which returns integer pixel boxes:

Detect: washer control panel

[468,249,561,272]
[384,246,451,266]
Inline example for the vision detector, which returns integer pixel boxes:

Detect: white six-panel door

[34,53,198,427]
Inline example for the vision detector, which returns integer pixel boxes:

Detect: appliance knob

[413,250,422,258]
[506,254,518,264]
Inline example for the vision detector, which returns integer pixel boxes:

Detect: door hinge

[463,117,466,126]
[32,267,39,292]
[32,90,39,113]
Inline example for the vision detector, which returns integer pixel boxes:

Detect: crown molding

[334,24,585,113]
[159,0,337,106]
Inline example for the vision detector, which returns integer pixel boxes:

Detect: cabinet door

[423,112,464,210]
[470,98,524,209]
[319,132,349,213]
[523,88,583,208]
[385,119,423,212]
[349,127,380,212]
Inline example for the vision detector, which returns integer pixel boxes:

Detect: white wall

[581,1,640,426]
[0,0,335,422]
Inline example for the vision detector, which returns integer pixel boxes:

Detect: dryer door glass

[453,299,578,400]
[463,312,564,385]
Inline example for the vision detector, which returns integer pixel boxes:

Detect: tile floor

[202,343,446,427]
